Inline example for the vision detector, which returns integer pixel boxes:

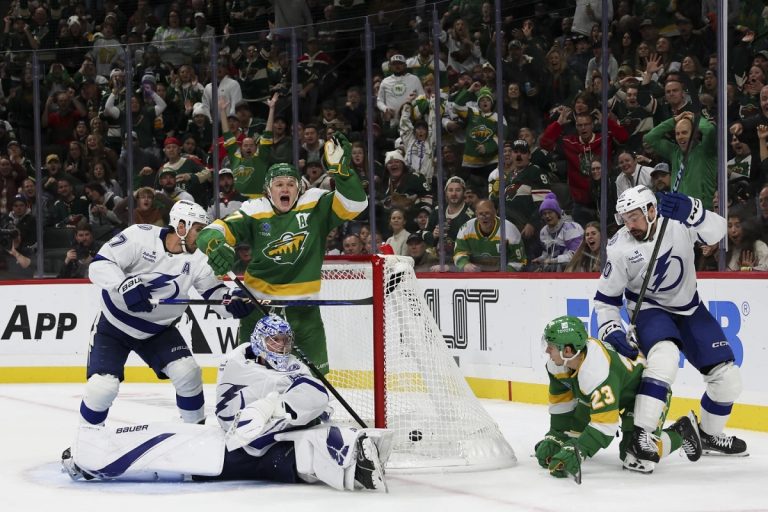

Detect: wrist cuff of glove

[326,163,350,176]
[684,197,705,226]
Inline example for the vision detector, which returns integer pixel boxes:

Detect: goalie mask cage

[319,255,516,472]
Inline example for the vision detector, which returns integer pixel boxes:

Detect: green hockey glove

[323,133,352,176]
[548,443,584,479]
[206,241,235,276]
[535,435,565,468]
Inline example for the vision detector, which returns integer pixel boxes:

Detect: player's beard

[630,228,646,241]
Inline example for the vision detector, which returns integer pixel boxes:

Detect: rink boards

[0,273,766,431]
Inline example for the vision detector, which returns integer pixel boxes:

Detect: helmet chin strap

[559,348,581,366]
[176,222,194,254]
[643,210,658,241]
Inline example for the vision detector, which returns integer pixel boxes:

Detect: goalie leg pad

[634,340,678,431]
[700,362,742,434]
[163,357,205,423]
[73,422,225,480]
[80,373,120,425]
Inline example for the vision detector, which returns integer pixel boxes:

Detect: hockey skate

[353,434,387,492]
[699,427,749,457]
[622,452,655,474]
[669,411,702,462]
[61,447,95,481]
[627,426,661,463]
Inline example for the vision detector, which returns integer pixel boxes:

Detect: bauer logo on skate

[262,231,308,264]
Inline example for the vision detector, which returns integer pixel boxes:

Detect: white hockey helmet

[250,314,296,372]
[169,200,211,231]
[615,185,657,225]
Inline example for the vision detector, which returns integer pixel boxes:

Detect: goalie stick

[151,297,374,307]
[226,272,369,429]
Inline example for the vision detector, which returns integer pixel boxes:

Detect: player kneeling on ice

[62,315,392,492]
[535,316,702,479]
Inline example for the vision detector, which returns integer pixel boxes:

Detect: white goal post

[319,255,516,472]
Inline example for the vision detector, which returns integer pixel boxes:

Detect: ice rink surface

[1,383,764,512]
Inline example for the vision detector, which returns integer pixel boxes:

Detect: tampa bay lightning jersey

[89,224,231,340]
[595,211,726,328]
[215,344,329,457]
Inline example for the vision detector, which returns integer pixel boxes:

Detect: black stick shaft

[225,272,368,428]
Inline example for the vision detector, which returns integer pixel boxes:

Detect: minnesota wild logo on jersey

[263,231,309,264]
[470,125,493,144]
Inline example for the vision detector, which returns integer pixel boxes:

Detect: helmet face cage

[169,200,211,235]
[542,316,588,355]
[250,314,295,372]
[615,185,657,226]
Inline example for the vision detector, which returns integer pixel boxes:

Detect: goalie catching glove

[323,132,352,176]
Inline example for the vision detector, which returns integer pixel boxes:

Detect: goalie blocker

[63,421,392,491]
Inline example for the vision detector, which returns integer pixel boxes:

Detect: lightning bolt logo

[145,273,180,299]
[216,383,247,420]
[649,249,683,293]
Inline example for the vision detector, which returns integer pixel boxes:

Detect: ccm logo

[712,341,730,348]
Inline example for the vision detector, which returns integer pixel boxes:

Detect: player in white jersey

[62,315,392,491]
[594,186,748,463]
[80,201,255,426]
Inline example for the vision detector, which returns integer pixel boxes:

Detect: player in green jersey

[197,133,367,373]
[536,316,702,478]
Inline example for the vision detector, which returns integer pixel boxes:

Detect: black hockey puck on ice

[408,429,423,442]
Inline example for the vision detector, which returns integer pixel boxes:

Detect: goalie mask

[169,200,211,253]
[250,314,296,372]
[263,163,304,212]
[542,315,588,364]
[615,185,657,240]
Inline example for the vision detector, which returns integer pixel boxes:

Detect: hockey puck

[408,429,423,442]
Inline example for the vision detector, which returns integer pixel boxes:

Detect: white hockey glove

[225,392,283,451]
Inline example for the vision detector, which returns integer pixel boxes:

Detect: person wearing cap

[406,37,447,85]
[157,167,195,204]
[650,162,671,195]
[382,150,433,221]
[191,12,215,60]
[43,154,81,198]
[453,81,503,188]
[377,53,424,128]
[219,94,278,198]
[7,140,33,178]
[585,40,619,89]
[90,22,125,78]
[159,136,209,205]
[502,40,539,101]
[453,199,525,272]
[52,178,91,228]
[207,168,248,220]
[531,192,584,272]
[616,149,654,198]
[424,175,474,261]
[644,110,716,209]
[406,232,439,272]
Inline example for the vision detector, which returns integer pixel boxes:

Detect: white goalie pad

[73,422,225,480]
[275,426,392,491]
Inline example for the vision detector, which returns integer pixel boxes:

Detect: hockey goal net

[319,255,516,472]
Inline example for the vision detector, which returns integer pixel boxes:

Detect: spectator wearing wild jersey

[219,94,277,199]
[453,199,525,272]
[595,186,749,465]
[535,316,702,479]
[453,83,504,188]
[198,134,367,373]
[80,201,255,428]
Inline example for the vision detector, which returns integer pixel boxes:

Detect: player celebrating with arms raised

[79,201,255,427]
[536,316,701,478]
[197,133,368,373]
[594,186,748,467]
[63,315,391,491]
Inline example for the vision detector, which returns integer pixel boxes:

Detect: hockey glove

[224,289,256,319]
[323,133,352,176]
[604,330,639,360]
[548,443,584,479]
[206,241,235,276]
[119,277,153,313]
[535,434,565,468]
[659,192,704,226]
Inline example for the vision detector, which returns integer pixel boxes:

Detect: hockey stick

[629,112,700,328]
[226,272,369,429]
[151,297,374,307]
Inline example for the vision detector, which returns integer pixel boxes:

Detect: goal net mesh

[319,255,516,472]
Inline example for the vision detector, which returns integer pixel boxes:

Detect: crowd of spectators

[1,0,768,279]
